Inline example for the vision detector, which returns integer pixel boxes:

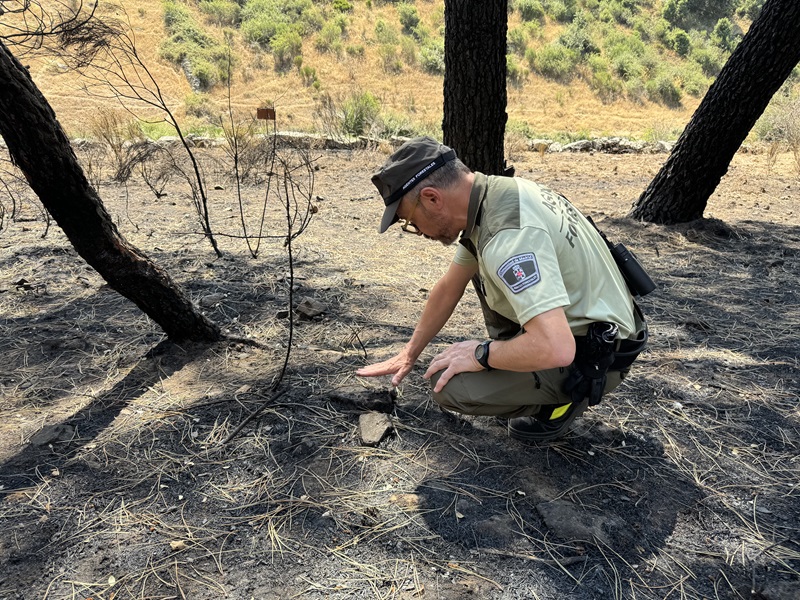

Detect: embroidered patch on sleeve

[497,253,541,293]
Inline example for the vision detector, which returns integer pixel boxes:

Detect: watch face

[475,342,488,367]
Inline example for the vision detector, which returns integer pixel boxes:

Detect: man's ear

[419,186,441,207]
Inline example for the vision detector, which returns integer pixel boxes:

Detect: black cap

[371,136,457,233]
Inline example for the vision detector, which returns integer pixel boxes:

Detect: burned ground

[0,146,798,599]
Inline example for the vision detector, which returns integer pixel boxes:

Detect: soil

[1,143,799,600]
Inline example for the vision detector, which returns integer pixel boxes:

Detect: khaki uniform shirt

[454,173,637,339]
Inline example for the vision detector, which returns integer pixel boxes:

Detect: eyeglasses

[399,197,422,235]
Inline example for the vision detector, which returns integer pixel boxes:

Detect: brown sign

[257,107,276,121]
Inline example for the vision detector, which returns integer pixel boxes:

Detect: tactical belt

[565,303,648,406]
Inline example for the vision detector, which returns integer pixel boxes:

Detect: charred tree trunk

[629,0,800,224]
[0,43,221,342]
[443,0,508,176]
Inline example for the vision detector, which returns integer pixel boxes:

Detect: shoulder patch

[497,253,541,293]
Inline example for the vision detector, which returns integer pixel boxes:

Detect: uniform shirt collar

[462,171,488,241]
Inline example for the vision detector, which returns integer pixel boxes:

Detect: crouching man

[357,137,647,441]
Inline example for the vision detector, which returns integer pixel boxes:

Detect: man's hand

[356,352,416,387]
[423,340,484,393]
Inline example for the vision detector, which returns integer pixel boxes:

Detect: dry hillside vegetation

[25,0,713,139]
[0,142,798,599]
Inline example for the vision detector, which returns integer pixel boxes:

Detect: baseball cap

[371,136,457,233]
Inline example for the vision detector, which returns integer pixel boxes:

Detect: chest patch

[497,253,540,293]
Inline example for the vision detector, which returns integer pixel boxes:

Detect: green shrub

[604,30,646,61]
[691,41,725,76]
[711,17,737,51]
[515,0,545,22]
[379,44,403,73]
[184,92,215,119]
[192,58,219,89]
[588,55,623,101]
[346,44,365,58]
[625,77,647,103]
[420,38,445,74]
[160,1,227,89]
[646,72,682,106]
[341,91,381,136]
[737,0,764,19]
[524,47,537,70]
[198,0,240,26]
[163,0,190,28]
[558,11,599,56]
[663,0,736,25]
[612,52,643,80]
[316,21,344,53]
[377,111,418,138]
[546,0,576,23]
[271,26,303,71]
[240,0,317,47]
[671,29,691,56]
[601,0,636,25]
[507,27,528,56]
[532,43,578,80]
[300,65,318,86]
[677,62,708,97]
[506,54,528,85]
[410,23,430,43]
[374,19,399,44]
[397,3,420,33]
[400,36,417,66]
[332,0,353,12]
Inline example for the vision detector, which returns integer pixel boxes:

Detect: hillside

[19,0,794,140]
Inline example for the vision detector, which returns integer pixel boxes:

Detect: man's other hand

[423,340,483,393]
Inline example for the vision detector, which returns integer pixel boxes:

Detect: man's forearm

[483,308,576,372]
[403,277,465,361]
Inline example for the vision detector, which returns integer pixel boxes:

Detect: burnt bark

[0,42,221,342]
[443,0,508,176]
[629,0,800,224]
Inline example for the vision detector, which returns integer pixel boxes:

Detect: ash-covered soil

[1,145,798,600]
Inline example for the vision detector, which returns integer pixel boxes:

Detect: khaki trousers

[430,367,625,419]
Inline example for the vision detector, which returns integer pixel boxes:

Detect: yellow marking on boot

[550,403,572,420]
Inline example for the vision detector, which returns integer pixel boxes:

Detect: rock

[155,136,181,148]
[655,140,675,153]
[328,386,395,413]
[199,293,225,308]
[474,514,517,542]
[563,140,594,152]
[296,297,326,319]
[536,499,632,546]
[549,142,564,153]
[618,139,649,153]
[358,412,393,446]
[30,424,75,446]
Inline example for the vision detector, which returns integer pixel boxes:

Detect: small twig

[221,389,286,445]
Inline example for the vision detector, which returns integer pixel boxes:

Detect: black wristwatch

[474,340,493,371]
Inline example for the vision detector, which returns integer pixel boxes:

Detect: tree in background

[629,0,800,224]
[0,3,221,342]
[442,0,508,176]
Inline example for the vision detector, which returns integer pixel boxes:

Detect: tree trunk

[0,43,221,342]
[443,0,508,176]
[629,0,800,224]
